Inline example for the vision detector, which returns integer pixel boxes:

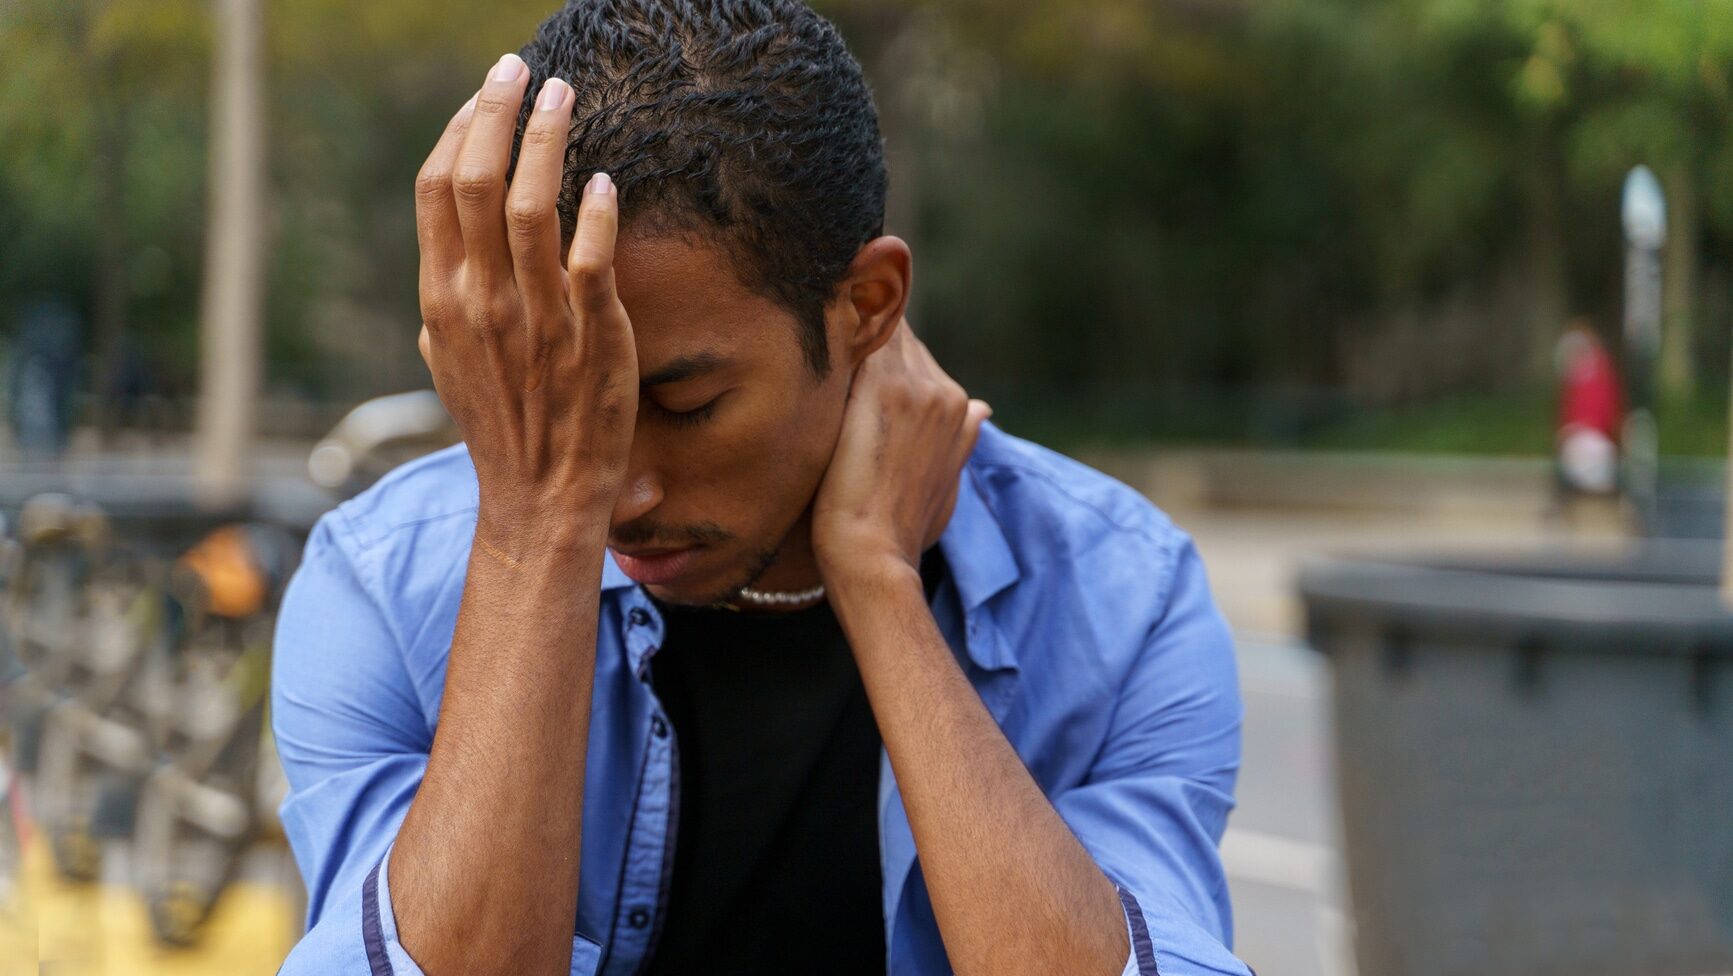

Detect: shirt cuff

[1116,885,1160,976]
[367,842,430,976]
[365,842,606,976]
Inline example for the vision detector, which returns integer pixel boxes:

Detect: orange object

[176,526,267,619]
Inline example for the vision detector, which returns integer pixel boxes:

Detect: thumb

[950,398,992,475]
[963,398,993,448]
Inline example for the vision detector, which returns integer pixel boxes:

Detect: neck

[736,512,826,611]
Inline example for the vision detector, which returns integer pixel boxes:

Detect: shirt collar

[600,424,1024,667]
[937,446,1023,672]
[938,448,1020,614]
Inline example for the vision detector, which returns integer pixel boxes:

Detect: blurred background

[2,1,1730,974]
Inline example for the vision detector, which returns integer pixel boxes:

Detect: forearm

[389,510,608,976]
[830,559,1127,976]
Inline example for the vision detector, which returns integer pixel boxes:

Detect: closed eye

[650,396,721,429]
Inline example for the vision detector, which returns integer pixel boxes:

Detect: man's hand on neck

[810,320,1129,976]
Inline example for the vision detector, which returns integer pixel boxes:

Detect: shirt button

[627,907,650,929]
[651,715,668,739]
[628,607,651,627]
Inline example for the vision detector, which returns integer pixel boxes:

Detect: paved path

[12,639,1341,976]
[4,842,297,976]
[1226,634,1352,976]
[0,447,1631,973]
[1183,501,1627,976]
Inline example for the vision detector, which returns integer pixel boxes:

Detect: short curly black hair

[513,0,888,376]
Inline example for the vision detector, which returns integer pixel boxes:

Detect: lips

[609,545,702,586]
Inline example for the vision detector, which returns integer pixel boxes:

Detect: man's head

[512,0,910,605]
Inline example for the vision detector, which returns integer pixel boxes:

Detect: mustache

[609,518,734,550]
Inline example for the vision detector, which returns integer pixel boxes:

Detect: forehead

[612,231,803,372]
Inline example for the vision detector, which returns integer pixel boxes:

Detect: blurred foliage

[916,0,1733,436]
[0,0,558,405]
[1295,387,1562,456]
[2,0,1731,452]
[1657,386,1732,456]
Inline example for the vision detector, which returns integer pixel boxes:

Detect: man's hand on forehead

[379,53,642,976]
[413,53,640,555]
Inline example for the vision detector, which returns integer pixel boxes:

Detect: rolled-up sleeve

[272,511,431,976]
[1056,536,1253,976]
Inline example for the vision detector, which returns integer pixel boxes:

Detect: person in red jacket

[1554,321,1624,498]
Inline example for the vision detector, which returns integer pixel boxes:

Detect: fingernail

[587,172,612,195]
[537,77,569,111]
[490,52,525,83]
[461,93,477,114]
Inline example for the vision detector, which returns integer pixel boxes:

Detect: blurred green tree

[1,0,1728,449]
[0,0,208,435]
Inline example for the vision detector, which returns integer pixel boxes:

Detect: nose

[610,449,662,530]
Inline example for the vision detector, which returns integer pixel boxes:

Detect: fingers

[965,397,994,440]
[452,53,532,285]
[885,316,912,357]
[506,77,575,318]
[904,336,988,461]
[567,172,620,318]
[505,77,576,389]
[849,316,908,391]
[414,96,478,288]
[953,397,993,471]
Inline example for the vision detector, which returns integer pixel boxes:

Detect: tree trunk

[1660,160,1699,396]
[1524,141,1571,382]
[193,0,266,508]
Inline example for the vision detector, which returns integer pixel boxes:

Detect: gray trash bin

[1300,541,1733,976]
[1653,460,1724,540]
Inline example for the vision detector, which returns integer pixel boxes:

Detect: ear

[832,235,911,370]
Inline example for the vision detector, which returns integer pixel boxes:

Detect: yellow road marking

[3,838,296,975]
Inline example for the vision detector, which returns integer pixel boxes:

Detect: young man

[273,2,1249,974]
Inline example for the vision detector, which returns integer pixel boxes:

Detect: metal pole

[193,0,266,509]
[1723,334,1733,606]
[1620,165,1664,536]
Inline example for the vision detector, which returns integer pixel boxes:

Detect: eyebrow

[640,351,736,387]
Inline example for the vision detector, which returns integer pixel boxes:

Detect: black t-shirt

[642,551,947,974]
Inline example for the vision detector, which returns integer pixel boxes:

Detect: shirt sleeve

[273,511,609,976]
[271,511,433,976]
[1053,535,1253,976]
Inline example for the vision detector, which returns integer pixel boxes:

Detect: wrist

[813,522,917,578]
[821,550,922,606]
[475,501,611,569]
[825,555,933,670]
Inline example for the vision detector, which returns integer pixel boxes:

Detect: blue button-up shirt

[273,423,1251,975]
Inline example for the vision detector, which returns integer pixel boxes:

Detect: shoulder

[966,423,1190,588]
[291,444,480,671]
[960,427,1238,774]
[272,448,483,753]
[323,443,480,554]
[962,425,1225,675]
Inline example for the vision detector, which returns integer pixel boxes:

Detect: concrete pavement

[1169,481,1629,976]
[1,442,1638,973]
